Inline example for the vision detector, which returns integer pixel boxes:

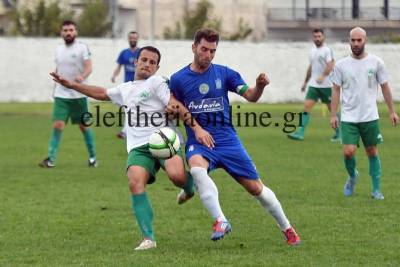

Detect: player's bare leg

[164,155,195,204]
[237,178,301,245]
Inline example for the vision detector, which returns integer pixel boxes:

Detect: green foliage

[226,18,253,41]
[11,0,74,36]
[163,0,251,41]
[182,0,219,39]
[371,32,400,43]
[77,0,111,37]
[10,0,111,37]
[163,21,182,39]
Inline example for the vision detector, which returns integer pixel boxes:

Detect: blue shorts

[185,141,259,180]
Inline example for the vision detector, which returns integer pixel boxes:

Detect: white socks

[190,167,226,221]
[255,185,291,231]
[190,166,290,230]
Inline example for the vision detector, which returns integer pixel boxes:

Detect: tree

[163,0,252,41]
[163,0,221,40]
[11,1,74,36]
[226,18,252,41]
[10,0,111,37]
[77,0,111,37]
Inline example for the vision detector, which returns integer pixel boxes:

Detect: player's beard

[314,40,322,47]
[129,41,137,48]
[64,36,75,45]
[351,44,365,56]
[194,56,211,70]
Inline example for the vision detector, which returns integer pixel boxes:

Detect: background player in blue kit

[169,28,301,245]
[111,31,140,139]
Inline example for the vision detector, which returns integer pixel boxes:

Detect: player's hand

[111,76,116,83]
[75,75,84,83]
[316,76,324,84]
[194,126,215,149]
[390,112,399,126]
[301,83,307,92]
[256,73,270,90]
[165,103,179,115]
[50,72,75,89]
[330,115,339,129]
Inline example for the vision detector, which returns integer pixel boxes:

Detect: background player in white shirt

[39,20,97,168]
[330,27,399,200]
[288,29,339,141]
[50,46,214,250]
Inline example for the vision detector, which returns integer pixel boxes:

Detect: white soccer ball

[149,127,180,159]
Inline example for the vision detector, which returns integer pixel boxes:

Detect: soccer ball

[149,127,180,159]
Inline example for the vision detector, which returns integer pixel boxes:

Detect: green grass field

[1,103,399,266]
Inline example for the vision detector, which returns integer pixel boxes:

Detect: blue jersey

[170,64,249,146]
[117,48,140,82]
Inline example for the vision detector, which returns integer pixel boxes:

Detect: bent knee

[53,121,65,130]
[167,170,186,186]
[240,179,263,196]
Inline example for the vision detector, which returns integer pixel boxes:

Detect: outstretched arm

[241,73,270,103]
[50,72,110,101]
[330,83,341,129]
[167,94,215,148]
[381,82,399,126]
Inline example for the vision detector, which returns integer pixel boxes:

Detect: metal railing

[268,7,400,21]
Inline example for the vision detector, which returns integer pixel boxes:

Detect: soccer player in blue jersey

[169,28,301,245]
[111,31,141,139]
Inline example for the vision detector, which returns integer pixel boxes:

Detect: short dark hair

[62,20,76,28]
[313,28,324,34]
[129,31,138,36]
[194,28,219,45]
[138,46,161,65]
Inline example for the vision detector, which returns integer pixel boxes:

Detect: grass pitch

[0,103,399,266]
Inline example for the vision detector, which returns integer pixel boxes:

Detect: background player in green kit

[330,27,399,200]
[39,20,97,168]
[288,29,339,142]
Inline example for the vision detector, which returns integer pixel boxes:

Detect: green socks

[344,156,357,178]
[183,171,195,196]
[48,128,62,162]
[132,193,155,241]
[298,112,310,135]
[369,155,382,192]
[82,128,96,158]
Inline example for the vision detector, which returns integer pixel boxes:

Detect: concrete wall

[1,37,400,103]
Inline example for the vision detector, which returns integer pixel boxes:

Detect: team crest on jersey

[129,57,135,63]
[199,83,209,94]
[215,79,222,89]
[188,145,194,152]
[139,91,150,102]
[367,68,375,77]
